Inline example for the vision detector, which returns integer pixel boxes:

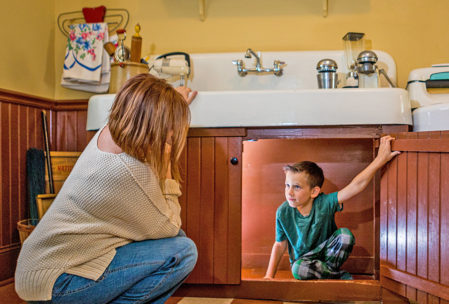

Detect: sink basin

[189,88,411,127]
[86,50,412,130]
[87,88,411,130]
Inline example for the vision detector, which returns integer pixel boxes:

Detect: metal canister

[316,59,338,89]
[356,50,378,74]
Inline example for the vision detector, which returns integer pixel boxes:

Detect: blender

[342,32,365,87]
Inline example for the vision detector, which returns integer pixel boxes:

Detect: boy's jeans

[291,228,355,280]
[29,230,197,304]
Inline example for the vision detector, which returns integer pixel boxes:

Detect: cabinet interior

[241,138,377,280]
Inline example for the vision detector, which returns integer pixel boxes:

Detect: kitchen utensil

[130,23,142,62]
[149,52,191,86]
[316,59,338,89]
[103,42,116,57]
[114,29,130,62]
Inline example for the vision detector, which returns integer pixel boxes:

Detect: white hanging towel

[61,23,110,92]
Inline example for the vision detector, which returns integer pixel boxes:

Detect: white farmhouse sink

[87,88,411,130]
[86,50,412,130]
[188,88,411,127]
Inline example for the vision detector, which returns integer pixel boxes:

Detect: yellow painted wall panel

[2,0,449,100]
[0,0,55,99]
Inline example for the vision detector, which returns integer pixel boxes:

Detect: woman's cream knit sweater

[15,129,182,301]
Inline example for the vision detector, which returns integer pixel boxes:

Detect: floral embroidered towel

[63,23,108,83]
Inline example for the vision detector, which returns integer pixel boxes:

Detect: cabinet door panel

[225,137,242,284]
[181,136,242,284]
[380,131,449,302]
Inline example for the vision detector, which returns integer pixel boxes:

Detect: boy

[264,136,400,280]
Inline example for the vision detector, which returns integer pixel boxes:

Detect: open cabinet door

[380,131,449,303]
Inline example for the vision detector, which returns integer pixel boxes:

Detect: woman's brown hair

[108,73,190,185]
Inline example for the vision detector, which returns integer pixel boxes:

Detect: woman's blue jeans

[30,230,197,304]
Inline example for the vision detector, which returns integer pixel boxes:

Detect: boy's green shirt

[275,192,343,264]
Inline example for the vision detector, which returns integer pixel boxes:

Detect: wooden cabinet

[179,128,244,284]
[178,125,412,286]
[379,131,449,303]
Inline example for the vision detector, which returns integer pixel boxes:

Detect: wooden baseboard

[381,265,449,301]
[0,278,14,288]
[0,245,21,283]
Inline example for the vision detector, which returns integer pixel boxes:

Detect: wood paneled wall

[0,89,89,285]
[54,110,95,151]
[380,131,449,303]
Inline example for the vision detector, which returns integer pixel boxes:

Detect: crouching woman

[15,74,198,304]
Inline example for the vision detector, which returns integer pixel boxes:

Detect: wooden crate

[44,151,81,194]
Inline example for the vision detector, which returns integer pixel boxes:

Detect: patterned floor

[166,297,381,304]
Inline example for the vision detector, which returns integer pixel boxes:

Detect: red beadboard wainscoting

[380,131,449,303]
[0,89,91,286]
[2,88,449,303]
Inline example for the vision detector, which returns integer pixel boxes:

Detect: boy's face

[284,171,320,209]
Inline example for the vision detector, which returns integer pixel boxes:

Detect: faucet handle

[274,60,285,66]
[232,59,247,77]
[273,60,285,77]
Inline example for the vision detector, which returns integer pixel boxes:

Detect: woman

[15,74,198,303]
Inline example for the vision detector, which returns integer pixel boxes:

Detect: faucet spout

[233,48,285,77]
[245,48,261,69]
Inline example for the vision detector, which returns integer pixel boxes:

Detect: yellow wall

[2,0,449,99]
[0,0,55,99]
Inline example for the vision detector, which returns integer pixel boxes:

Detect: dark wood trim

[53,100,88,111]
[0,88,54,109]
[187,125,410,140]
[175,279,381,302]
[188,128,246,137]
[244,125,409,140]
[380,125,411,134]
[381,284,410,303]
[381,265,449,301]
[0,88,88,111]
[392,138,449,152]
[0,277,14,288]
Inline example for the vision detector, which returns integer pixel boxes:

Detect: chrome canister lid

[316,59,338,72]
[356,50,378,64]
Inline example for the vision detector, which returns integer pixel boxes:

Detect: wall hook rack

[323,0,329,17]
[57,8,129,37]
[199,0,206,21]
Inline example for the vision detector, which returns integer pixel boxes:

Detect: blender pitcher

[342,32,365,87]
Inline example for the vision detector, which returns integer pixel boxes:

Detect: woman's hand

[175,86,198,105]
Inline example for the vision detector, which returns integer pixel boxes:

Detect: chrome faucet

[232,48,285,77]
[245,48,261,70]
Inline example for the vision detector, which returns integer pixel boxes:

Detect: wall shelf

[197,0,329,21]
